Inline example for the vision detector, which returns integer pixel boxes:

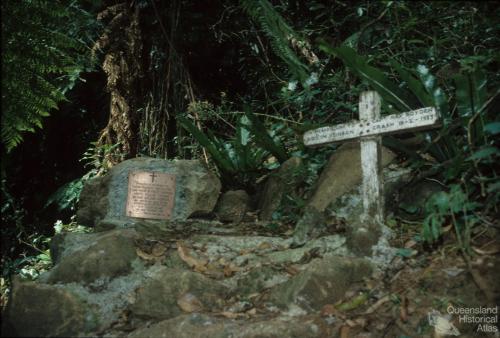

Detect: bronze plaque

[126,171,176,219]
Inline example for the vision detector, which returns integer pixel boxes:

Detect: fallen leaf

[239,249,253,255]
[258,242,272,250]
[345,319,357,327]
[285,265,300,276]
[339,325,350,338]
[135,248,156,261]
[152,243,167,256]
[223,263,240,277]
[442,267,464,277]
[177,293,203,313]
[473,242,500,255]
[354,317,367,327]
[336,293,368,312]
[201,262,223,278]
[442,224,453,232]
[321,304,336,316]
[246,308,257,315]
[220,311,243,319]
[404,239,417,248]
[399,296,409,322]
[363,295,390,315]
[177,241,208,272]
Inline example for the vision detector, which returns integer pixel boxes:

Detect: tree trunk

[94,2,144,163]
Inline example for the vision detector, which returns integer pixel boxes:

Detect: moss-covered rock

[3,279,97,337]
[77,158,221,226]
[47,229,138,285]
[128,313,324,338]
[215,190,250,222]
[130,267,230,320]
[270,255,372,310]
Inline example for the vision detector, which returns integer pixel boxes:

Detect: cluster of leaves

[179,106,289,188]
[1,178,51,287]
[1,0,97,152]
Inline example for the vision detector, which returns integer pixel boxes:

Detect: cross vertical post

[359,92,384,224]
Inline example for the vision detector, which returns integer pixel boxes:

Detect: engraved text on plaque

[126,171,176,219]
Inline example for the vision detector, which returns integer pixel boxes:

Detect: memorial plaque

[125,171,176,220]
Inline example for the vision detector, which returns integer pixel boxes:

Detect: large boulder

[130,267,230,320]
[47,229,138,285]
[215,190,250,223]
[2,279,97,337]
[270,255,372,310]
[77,158,221,226]
[307,142,396,212]
[259,157,303,221]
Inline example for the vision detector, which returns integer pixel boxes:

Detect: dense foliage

[1,0,97,152]
[1,0,499,293]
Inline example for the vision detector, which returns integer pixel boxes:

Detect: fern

[1,0,95,152]
[240,0,311,84]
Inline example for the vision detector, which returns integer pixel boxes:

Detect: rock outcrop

[259,157,303,221]
[307,142,396,213]
[77,158,221,227]
[215,190,250,223]
[3,220,372,337]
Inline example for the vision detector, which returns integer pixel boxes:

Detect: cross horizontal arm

[303,107,440,146]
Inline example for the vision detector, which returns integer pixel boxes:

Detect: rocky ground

[2,218,498,338]
[2,156,499,337]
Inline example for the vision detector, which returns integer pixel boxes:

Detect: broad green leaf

[178,116,235,174]
[390,60,433,107]
[238,120,251,146]
[318,42,414,111]
[396,248,415,258]
[416,64,449,117]
[431,217,441,242]
[484,122,500,135]
[470,69,487,113]
[422,217,432,243]
[431,191,450,214]
[243,105,288,163]
[466,146,500,161]
[416,65,435,94]
[487,181,500,193]
[454,73,473,117]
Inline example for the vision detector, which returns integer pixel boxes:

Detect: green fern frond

[1,0,96,152]
[240,0,310,83]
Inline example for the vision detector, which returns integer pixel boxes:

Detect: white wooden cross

[304,91,441,224]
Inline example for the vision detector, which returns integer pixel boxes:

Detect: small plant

[422,185,480,252]
[81,141,123,176]
[179,106,289,188]
[53,219,92,234]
